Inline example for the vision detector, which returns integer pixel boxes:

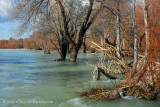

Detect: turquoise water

[0,49,160,107]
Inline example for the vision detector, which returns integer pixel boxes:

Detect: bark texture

[143,0,150,56]
[116,0,121,59]
[133,0,138,70]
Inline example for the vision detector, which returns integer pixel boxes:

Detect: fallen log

[98,67,117,79]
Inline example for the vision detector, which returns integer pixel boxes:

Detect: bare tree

[91,0,134,55]
[34,11,51,54]
[14,0,70,60]
[14,0,51,53]
[14,0,103,62]
[55,0,102,62]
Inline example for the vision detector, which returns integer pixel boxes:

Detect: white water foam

[59,97,90,107]
[119,90,137,100]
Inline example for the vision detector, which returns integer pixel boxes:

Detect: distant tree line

[0,31,58,50]
[0,38,23,49]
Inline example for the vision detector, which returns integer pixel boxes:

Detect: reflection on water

[0,49,160,107]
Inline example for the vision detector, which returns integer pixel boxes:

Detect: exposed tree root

[56,57,65,61]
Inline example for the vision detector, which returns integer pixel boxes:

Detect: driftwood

[97,67,117,80]
[79,41,160,105]
[96,68,101,80]
[79,85,130,105]
[79,85,158,105]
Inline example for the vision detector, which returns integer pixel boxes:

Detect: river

[0,49,160,107]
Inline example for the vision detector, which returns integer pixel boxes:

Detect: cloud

[0,0,12,18]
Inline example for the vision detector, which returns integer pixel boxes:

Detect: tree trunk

[70,47,78,62]
[43,34,50,54]
[43,48,50,54]
[67,44,71,53]
[83,37,86,53]
[100,35,104,46]
[43,42,50,54]
[56,38,68,61]
[133,0,138,70]
[116,0,121,59]
[59,43,68,60]
[143,0,150,56]
[139,33,145,52]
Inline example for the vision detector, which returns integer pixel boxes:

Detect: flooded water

[0,49,160,107]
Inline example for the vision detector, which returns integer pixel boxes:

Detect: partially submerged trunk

[43,39,50,54]
[57,43,68,61]
[56,34,69,61]
[70,47,78,62]
[43,34,50,54]
[43,48,50,54]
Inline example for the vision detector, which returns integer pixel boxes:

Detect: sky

[0,0,32,40]
[0,0,17,40]
[0,0,143,40]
